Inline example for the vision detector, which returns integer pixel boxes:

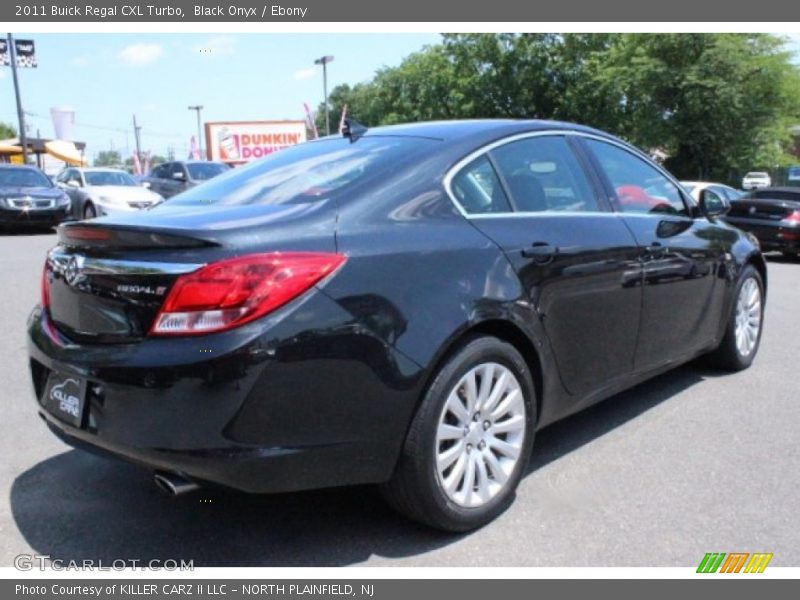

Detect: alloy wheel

[734,277,762,357]
[435,362,526,508]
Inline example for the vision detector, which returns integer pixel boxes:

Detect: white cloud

[142,102,158,112]
[192,35,237,57]
[71,55,90,67]
[118,43,164,67]
[293,67,317,80]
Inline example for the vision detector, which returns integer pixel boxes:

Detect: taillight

[63,226,111,241]
[784,210,800,224]
[150,252,346,336]
[41,262,50,310]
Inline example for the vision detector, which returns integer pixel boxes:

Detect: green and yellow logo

[697,552,773,573]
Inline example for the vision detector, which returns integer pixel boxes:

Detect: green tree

[94,150,122,167]
[0,122,17,139]
[595,34,800,181]
[317,33,800,183]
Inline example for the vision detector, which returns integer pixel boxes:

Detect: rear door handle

[645,241,666,258]
[521,242,559,262]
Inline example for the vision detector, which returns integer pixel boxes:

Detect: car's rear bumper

[27,290,423,494]
[723,217,800,252]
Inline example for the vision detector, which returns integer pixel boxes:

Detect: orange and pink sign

[205,120,307,165]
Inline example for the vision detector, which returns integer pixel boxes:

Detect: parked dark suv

[140,160,229,199]
[29,120,766,531]
[0,164,72,230]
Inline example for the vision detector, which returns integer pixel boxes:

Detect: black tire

[706,265,764,371]
[381,336,536,532]
[83,203,97,220]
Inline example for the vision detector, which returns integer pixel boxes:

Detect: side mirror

[699,189,730,219]
[66,180,80,188]
[172,171,186,181]
[141,181,151,189]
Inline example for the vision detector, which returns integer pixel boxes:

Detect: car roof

[176,160,225,165]
[749,186,800,193]
[355,119,621,145]
[77,167,127,173]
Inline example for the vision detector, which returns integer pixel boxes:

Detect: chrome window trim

[443,129,694,219]
[47,248,204,276]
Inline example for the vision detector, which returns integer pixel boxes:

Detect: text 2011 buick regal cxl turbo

[28,120,766,531]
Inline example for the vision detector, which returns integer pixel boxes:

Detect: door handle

[521,242,558,263]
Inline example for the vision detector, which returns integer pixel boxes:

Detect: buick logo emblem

[64,255,86,286]
[749,206,757,215]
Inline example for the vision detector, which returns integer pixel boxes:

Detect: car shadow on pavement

[10,361,717,567]
[0,227,56,236]
[527,363,711,473]
[765,252,799,264]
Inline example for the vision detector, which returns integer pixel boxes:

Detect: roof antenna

[341,119,368,142]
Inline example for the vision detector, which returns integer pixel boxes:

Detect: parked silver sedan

[56,167,164,220]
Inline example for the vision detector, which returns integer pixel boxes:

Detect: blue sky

[0,33,441,160]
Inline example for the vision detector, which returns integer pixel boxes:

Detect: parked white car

[680,181,743,203]
[741,172,772,191]
[56,167,164,220]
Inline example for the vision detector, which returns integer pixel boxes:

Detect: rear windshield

[85,171,137,186]
[746,172,769,178]
[0,168,52,188]
[186,162,229,181]
[167,137,436,207]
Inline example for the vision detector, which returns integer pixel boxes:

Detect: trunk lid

[45,201,337,343]
[727,198,799,221]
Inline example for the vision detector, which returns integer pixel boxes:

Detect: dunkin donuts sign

[205,121,307,164]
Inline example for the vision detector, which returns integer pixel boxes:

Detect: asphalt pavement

[1,230,797,567]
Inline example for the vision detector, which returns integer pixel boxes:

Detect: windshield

[84,170,137,186]
[0,169,52,188]
[168,137,437,207]
[186,163,229,181]
[747,172,769,178]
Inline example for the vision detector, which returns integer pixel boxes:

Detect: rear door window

[489,135,600,213]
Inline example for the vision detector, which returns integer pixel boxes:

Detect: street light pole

[132,114,142,162]
[314,55,334,136]
[7,34,28,162]
[188,105,204,159]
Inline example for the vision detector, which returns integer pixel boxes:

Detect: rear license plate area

[42,372,87,427]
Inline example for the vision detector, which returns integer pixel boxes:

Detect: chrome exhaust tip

[154,471,200,496]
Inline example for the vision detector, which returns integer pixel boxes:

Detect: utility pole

[7,34,28,162]
[188,105,203,159]
[314,55,334,136]
[132,114,142,163]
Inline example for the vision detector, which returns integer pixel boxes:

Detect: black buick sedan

[28,120,766,531]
